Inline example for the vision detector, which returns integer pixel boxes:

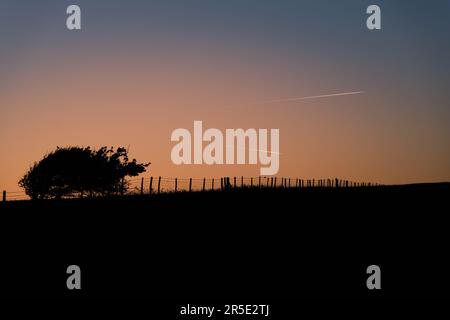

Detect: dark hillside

[1,183,449,299]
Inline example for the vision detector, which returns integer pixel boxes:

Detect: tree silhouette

[19,146,150,199]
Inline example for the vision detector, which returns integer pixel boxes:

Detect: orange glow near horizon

[1,39,450,193]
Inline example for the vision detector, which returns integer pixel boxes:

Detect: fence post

[241,176,244,188]
[335,178,339,188]
[120,178,125,195]
[250,177,253,188]
[221,178,223,190]
[266,177,269,188]
[274,177,277,187]
[140,177,144,195]
[234,177,236,188]
[2,190,5,202]
[158,176,161,194]
[175,178,178,192]
[212,178,214,190]
[149,177,153,194]
[288,178,291,188]
[189,178,192,192]
[258,176,261,187]
[202,178,206,192]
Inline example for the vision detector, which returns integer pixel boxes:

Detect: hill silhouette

[1,182,449,299]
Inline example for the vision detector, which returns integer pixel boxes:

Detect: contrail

[226,146,282,155]
[259,91,364,104]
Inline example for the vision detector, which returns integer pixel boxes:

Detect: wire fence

[2,176,381,202]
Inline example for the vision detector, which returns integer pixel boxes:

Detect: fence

[2,176,381,202]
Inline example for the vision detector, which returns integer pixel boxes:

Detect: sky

[1,0,450,193]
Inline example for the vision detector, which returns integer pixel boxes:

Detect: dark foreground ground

[0,183,449,305]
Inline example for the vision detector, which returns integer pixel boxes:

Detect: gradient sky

[1,0,450,192]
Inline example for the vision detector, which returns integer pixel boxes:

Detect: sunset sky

[1,0,450,193]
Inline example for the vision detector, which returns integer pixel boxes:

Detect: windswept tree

[19,146,150,199]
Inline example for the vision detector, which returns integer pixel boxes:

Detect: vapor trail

[226,146,282,155]
[260,91,364,104]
